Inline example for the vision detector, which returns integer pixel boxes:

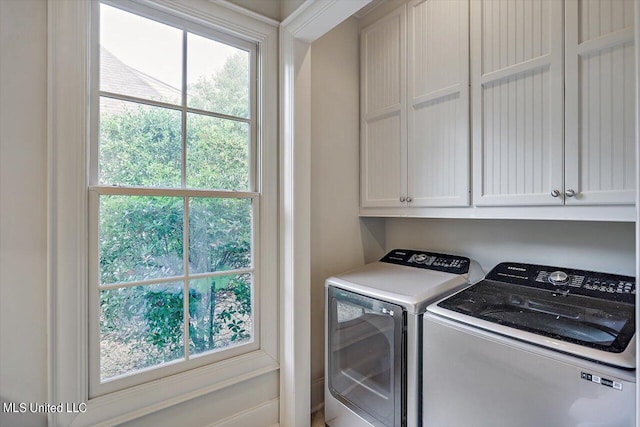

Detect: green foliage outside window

[99,53,253,379]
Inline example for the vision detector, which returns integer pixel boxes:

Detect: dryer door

[327,286,405,427]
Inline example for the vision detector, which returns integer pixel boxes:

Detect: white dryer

[324,249,483,427]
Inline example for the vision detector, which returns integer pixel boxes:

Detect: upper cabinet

[472,0,635,207]
[565,0,636,205]
[361,0,469,208]
[360,0,635,220]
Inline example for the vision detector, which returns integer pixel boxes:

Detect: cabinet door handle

[406,196,413,203]
[550,189,560,197]
[565,189,576,197]
[400,196,406,202]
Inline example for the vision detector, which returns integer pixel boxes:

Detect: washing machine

[423,261,636,427]
[324,249,483,427]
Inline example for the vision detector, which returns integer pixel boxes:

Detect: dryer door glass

[327,287,404,427]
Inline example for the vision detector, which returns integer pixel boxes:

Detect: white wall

[227,0,281,21]
[309,17,385,411]
[0,1,48,426]
[281,0,306,20]
[120,372,279,427]
[224,0,306,21]
[385,218,636,276]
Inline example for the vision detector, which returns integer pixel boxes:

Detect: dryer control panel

[486,262,636,304]
[380,249,470,275]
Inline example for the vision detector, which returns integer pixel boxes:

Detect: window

[89,2,260,396]
[49,0,276,422]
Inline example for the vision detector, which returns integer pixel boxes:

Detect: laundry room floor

[311,409,325,427]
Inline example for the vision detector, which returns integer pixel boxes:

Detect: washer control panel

[486,262,635,304]
[380,249,470,275]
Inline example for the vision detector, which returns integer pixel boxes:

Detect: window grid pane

[99,98,183,187]
[189,273,253,357]
[186,113,250,190]
[187,32,250,118]
[100,3,182,105]
[100,282,185,381]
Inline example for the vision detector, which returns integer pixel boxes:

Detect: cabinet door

[361,6,407,208]
[471,0,564,206]
[407,0,469,207]
[565,0,636,205]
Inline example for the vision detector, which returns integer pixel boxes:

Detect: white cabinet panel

[481,0,550,75]
[361,6,406,208]
[362,114,404,207]
[363,14,403,114]
[482,69,551,199]
[409,0,464,95]
[565,0,636,205]
[410,94,466,205]
[407,0,469,207]
[472,0,564,206]
[578,0,634,43]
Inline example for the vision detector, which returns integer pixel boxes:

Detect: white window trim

[278,1,373,426]
[47,0,278,425]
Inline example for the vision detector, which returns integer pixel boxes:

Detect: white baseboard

[311,377,325,413]
[208,398,279,427]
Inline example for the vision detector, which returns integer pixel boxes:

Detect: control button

[414,254,427,263]
[601,378,614,388]
[548,271,569,285]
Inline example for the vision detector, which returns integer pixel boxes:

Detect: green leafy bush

[99,53,253,378]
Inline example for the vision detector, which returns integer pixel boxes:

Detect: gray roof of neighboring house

[100,47,181,112]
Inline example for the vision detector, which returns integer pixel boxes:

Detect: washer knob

[548,271,569,285]
[414,254,427,262]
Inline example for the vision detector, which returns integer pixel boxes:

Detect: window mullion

[100,275,188,290]
[89,186,259,198]
[99,92,252,124]
[184,195,190,361]
[182,30,190,362]
[181,30,188,189]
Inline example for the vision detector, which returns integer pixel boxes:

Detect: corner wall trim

[278,1,373,426]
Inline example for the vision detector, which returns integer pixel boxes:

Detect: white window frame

[89,0,261,397]
[48,0,278,424]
